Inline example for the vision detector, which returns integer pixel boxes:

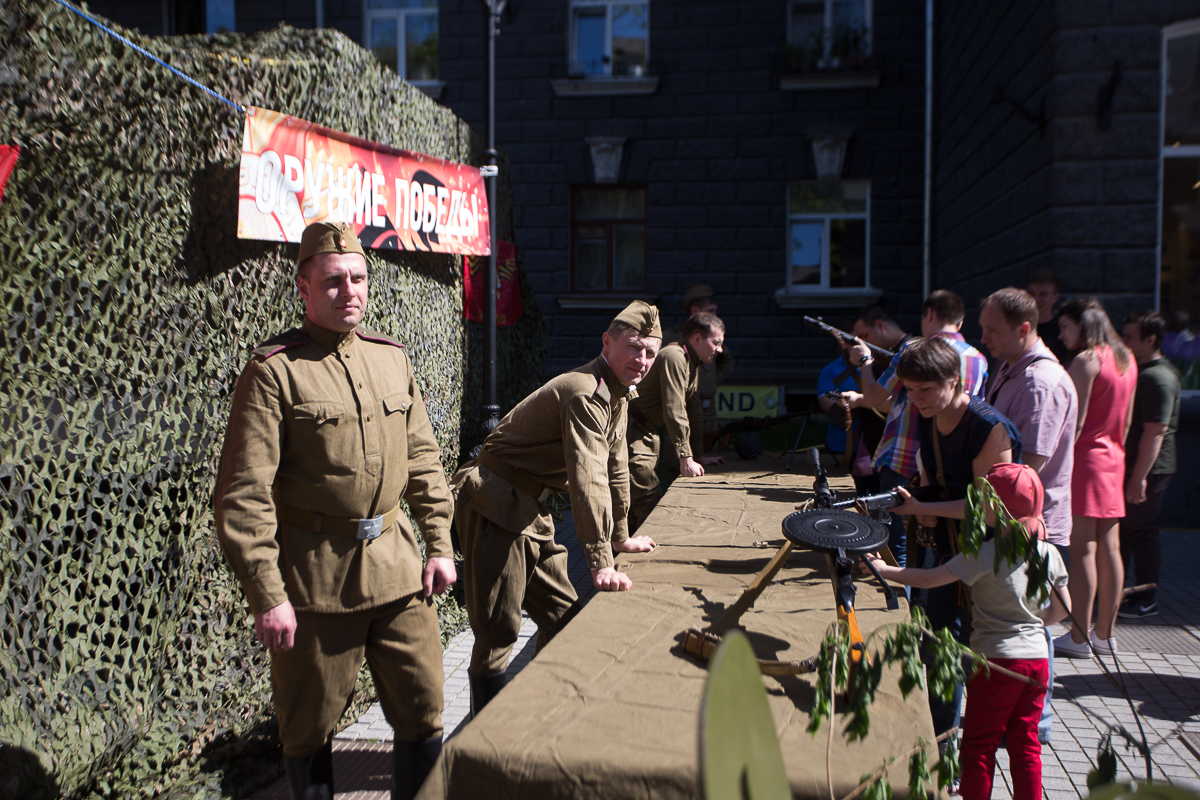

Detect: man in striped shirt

[843,292,988,568]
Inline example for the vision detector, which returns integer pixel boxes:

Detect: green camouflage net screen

[0,2,545,797]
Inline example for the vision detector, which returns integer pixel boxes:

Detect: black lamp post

[479,0,507,439]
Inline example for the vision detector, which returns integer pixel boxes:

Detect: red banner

[465,241,522,326]
[0,145,18,203]
[237,107,490,255]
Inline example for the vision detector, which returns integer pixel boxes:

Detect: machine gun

[703,411,811,460]
[831,488,904,519]
[681,449,901,680]
[797,449,899,613]
[803,315,895,360]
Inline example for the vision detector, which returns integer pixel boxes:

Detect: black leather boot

[391,736,443,800]
[283,740,334,800]
[469,671,509,718]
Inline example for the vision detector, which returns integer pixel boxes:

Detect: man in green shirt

[1119,311,1182,619]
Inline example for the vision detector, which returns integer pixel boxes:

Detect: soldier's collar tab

[303,318,356,352]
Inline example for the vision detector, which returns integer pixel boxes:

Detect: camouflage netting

[0,2,545,797]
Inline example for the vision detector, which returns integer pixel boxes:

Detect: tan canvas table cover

[420,459,937,799]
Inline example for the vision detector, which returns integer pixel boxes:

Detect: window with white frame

[365,0,438,83]
[569,0,648,78]
[787,0,871,71]
[786,180,869,291]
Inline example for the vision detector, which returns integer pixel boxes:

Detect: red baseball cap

[985,463,1047,539]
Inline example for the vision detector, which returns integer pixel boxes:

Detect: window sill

[779,71,881,91]
[557,292,660,309]
[412,81,445,100]
[773,287,882,309]
[551,76,660,97]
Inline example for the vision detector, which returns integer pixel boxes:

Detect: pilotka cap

[680,284,714,311]
[612,300,662,339]
[297,221,365,269]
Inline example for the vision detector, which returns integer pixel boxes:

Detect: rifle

[803,315,895,359]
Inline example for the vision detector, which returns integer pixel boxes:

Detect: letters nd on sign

[237,107,491,256]
[714,386,786,419]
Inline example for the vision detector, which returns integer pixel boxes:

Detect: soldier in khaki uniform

[627,312,728,528]
[452,301,661,714]
[663,284,736,447]
[214,222,456,800]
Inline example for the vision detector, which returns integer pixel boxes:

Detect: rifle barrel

[802,315,895,359]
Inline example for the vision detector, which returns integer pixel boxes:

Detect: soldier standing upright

[452,301,661,715]
[214,222,456,800]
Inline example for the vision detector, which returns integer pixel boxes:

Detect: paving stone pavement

[336,512,596,743]
[265,522,1200,798]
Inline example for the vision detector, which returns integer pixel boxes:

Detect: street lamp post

[479,0,507,439]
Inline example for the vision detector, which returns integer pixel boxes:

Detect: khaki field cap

[613,300,662,339]
[680,283,714,310]
[297,221,366,269]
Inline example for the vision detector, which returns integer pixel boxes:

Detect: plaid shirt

[871,332,989,480]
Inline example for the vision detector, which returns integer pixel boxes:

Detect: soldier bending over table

[452,301,661,715]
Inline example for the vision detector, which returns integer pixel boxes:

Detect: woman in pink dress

[1054,297,1137,658]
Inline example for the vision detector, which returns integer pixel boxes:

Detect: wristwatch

[858,354,874,367]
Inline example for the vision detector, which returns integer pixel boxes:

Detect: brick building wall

[440,0,928,383]
[933,0,1195,333]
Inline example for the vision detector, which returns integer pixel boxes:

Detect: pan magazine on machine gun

[680,449,903,679]
[803,315,895,360]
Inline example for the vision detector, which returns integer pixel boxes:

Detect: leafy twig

[839,728,958,800]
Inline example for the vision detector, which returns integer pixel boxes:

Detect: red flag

[464,241,523,326]
[0,145,19,203]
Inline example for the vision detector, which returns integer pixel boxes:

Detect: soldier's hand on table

[592,567,633,592]
[615,534,656,553]
[678,456,705,477]
[696,455,725,467]
[423,556,457,598]
[255,600,297,651]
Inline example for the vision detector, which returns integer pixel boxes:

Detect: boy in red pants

[868,463,1069,800]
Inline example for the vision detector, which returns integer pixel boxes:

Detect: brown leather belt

[476,447,548,501]
[276,502,399,541]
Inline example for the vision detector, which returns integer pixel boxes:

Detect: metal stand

[478,0,508,438]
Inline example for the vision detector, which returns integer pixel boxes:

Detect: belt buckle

[357,515,384,541]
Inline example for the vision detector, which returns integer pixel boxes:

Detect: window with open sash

[569,0,649,78]
[786,180,870,291]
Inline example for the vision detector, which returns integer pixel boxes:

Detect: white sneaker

[1053,631,1094,659]
[1090,630,1118,655]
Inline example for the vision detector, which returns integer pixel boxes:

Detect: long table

[420,459,936,799]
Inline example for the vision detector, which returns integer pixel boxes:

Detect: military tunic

[214,318,454,755]
[452,356,633,676]
[663,326,734,443]
[627,341,704,525]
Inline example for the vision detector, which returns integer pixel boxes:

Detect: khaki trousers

[456,501,580,676]
[627,427,662,529]
[271,593,444,757]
